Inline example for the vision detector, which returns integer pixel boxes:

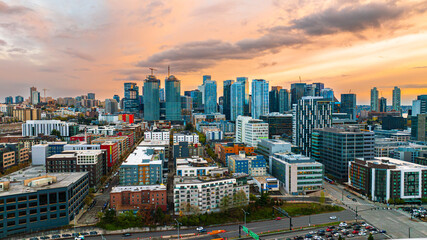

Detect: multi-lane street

[323,182,427,239]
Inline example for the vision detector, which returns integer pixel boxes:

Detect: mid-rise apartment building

[119,147,163,185]
[228,152,266,176]
[110,185,167,213]
[173,132,199,144]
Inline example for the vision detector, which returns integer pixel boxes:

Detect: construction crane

[168,65,170,77]
[299,76,302,83]
[149,67,157,75]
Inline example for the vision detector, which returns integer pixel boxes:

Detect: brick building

[110,185,167,213]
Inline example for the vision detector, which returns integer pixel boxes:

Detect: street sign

[241,226,259,240]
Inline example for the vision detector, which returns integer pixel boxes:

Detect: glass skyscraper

[341,93,357,120]
[204,80,217,114]
[230,81,245,121]
[370,87,379,112]
[123,82,139,113]
[113,94,120,105]
[320,88,334,100]
[379,97,387,112]
[251,79,269,119]
[269,86,282,113]
[143,75,160,121]
[291,83,306,106]
[279,89,290,113]
[236,77,250,116]
[165,75,181,121]
[223,80,234,120]
[392,86,401,112]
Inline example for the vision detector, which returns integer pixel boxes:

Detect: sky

[1,0,427,105]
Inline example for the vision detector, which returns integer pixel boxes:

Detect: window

[19,219,26,225]
[40,215,47,221]
[30,209,37,215]
[19,211,26,216]
[7,213,15,218]
[30,217,37,223]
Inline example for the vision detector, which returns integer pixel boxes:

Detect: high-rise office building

[105,99,119,114]
[304,84,316,97]
[223,80,234,120]
[370,87,379,112]
[189,90,203,110]
[32,91,40,105]
[5,96,13,104]
[113,94,120,106]
[291,83,306,106]
[15,95,23,104]
[30,86,37,104]
[143,75,160,121]
[230,81,245,121]
[312,126,375,181]
[87,93,95,100]
[165,75,181,121]
[293,96,332,156]
[251,79,269,119]
[235,116,268,147]
[412,95,427,116]
[159,88,165,102]
[269,86,282,113]
[320,88,334,100]
[379,97,387,112]
[123,82,139,114]
[392,86,401,112]
[411,113,427,141]
[236,77,250,116]
[204,80,217,114]
[341,93,357,120]
[279,89,290,113]
[313,83,324,96]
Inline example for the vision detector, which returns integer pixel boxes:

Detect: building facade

[22,120,72,137]
[341,93,357,120]
[165,75,181,121]
[260,113,292,139]
[251,79,269,119]
[144,75,161,121]
[371,87,379,112]
[204,80,217,114]
[123,82,139,114]
[392,86,401,112]
[110,185,167,213]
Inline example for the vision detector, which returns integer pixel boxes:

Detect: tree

[185,123,194,132]
[338,235,343,240]
[51,129,61,139]
[387,198,394,204]
[220,195,232,211]
[368,233,374,240]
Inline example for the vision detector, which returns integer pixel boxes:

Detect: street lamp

[241,209,249,226]
[175,219,181,239]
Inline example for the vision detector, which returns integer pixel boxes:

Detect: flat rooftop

[0,171,87,197]
[138,140,169,146]
[253,175,278,184]
[122,146,163,165]
[369,157,427,170]
[111,185,166,193]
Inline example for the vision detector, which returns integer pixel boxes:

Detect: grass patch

[281,202,344,217]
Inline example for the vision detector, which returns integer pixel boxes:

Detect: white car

[196,227,204,231]
[309,231,316,234]
[347,234,354,237]
[358,232,366,236]
[329,216,337,220]
[339,222,347,227]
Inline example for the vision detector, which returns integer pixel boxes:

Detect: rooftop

[0,170,87,197]
[122,146,164,165]
[111,185,166,193]
[365,157,427,170]
[138,139,169,146]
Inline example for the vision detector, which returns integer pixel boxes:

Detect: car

[61,234,71,237]
[379,230,387,234]
[196,227,204,231]
[81,232,89,236]
[339,222,347,227]
[51,235,61,239]
[329,216,337,220]
[90,231,98,235]
[352,230,359,234]
[72,233,79,237]
[358,232,366,236]
[326,228,333,232]
[309,231,316,235]
[29,238,39,240]
[371,231,378,234]
[198,229,207,233]
[276,217,282,220]
[305,234,313,238]
[123,233,132,237]
[347,195,352,199]
[317,231,326,236]
[333,233,340,237]
[352,198,357,202]
[347,234,354,237]
[40,237,50,240]
[365,226,372,229]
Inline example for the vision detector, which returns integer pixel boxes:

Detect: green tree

[388,198,394,204]
[51,129,61,139]
[220,195,232,211]
[368,233,374,240]
[185,123,194,131]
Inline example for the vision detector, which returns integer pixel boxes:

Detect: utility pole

[241,209,249,226]
[355,206,358,222]
[175,219,181,239]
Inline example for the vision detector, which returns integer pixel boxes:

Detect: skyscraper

[293,96,333,156]
[105,99,119,114]
[165,75,181,121]
[320,88,334,100]
[341,93,357,120]
[279,89,290,113]
[32,91,40,105]
[236,77,250,116]
[223,80,234,120]
[30,86,37,104]
[123,82,139,114]
[189,90,203,110]
[15,95,24,104]
[5,96,13,104]
[269,86,282,113]
[291,83,306,106]
[230,81,245,121]
[304,84,316,97]
[392,86,401,112]
[251,79,269,119]
[87,93,95,100]
[204,80,217,114]
[159,88,165,102]
[313,82,324,96]
[113,95,120,105]
[370,87,379,112]
[143,75,160,121]
[379,97,387,112]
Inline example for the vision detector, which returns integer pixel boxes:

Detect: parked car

[123,233,132,237]
[51,235,61,239]
[379,230,387,233]
[90,231,98,235]
[352,198,357,202]
[29,238,39,240]
[61,234,71,238]
[276,217,282,220]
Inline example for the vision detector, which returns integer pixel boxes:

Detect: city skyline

[1,0,427,104]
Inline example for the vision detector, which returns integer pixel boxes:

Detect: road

[75,210,355,240]
[323,182,427,239]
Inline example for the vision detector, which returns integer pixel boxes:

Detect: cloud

[288,2,406,35]
[62,48,95,62]
[0,1,32,14]
[39,67,60,73]
[113,75,145,81]
[413,65,427,69]
[0,39,6,46]
[258,62,277,68]
[379,83,427,88]
[74,68,90,71]
[137,33,306,72]
[7,48,27,53]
